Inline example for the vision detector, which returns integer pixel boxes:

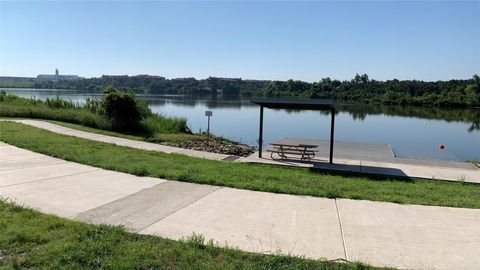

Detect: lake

[2,88,479,161]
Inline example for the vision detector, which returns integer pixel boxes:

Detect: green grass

[0,200,388,270]
[0,103,111,129]
[0,92,188,135]
[0,93,111,130]
[140,115,189,135]
[1,121,479,209]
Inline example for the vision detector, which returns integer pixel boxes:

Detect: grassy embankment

[0,91,187,135]
[0,200,387,270]
[1,121,479,209]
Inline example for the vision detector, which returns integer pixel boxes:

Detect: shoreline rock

[164,138,255,157]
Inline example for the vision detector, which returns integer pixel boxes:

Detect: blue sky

[1,1,479,81]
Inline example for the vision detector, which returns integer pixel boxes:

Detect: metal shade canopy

[251,98,335,110]
[250,98,336,164]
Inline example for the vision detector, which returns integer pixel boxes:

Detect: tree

[352,73,369,84]
[473,74,480,85]
[464,75,480,106]
[464,85,478,106]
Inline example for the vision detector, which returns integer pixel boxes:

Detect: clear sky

[1,1,479,82]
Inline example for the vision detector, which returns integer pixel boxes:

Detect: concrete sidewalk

[4,119,480,183]
[1,142,479,270]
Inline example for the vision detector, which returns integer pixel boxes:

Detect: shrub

[100,86,152,131]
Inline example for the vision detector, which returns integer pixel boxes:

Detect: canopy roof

[250,98,335,111]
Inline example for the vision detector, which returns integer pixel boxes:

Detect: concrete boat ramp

[241,138,479,183]
[1,142,480,270]
[266,137,473,167]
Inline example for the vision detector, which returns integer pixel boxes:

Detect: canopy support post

[329,107,335,164]
[258,105,264,158]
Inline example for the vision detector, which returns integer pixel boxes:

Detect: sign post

[205,110,213,137]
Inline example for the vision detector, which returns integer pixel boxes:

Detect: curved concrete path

[6,119,231,161]
[1,141,479,270]
[3,119,480,183]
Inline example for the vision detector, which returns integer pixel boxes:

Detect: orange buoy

[439,144,445,150]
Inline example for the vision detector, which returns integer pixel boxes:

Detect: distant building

[243,79,271,83]
[207,76,241,82]
[172,77,196,81]
[101,74,166,80]
[102,75,129,79]
[37,69,82,81]
[133,74,166,80]
[206,77,270,84]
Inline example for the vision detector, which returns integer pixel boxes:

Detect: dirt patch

[0,249,9,262]
[0,249,25,263]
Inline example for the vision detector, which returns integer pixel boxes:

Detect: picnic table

[267,141,318,162]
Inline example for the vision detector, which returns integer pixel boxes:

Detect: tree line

[260,74,480,107]
[21,74,480,107]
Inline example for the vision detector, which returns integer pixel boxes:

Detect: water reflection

[146,95,480,132]
[335,104,480,133]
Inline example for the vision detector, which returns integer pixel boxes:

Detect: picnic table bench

[267,142,318,162]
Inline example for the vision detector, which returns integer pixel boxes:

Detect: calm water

[3,88,479,161]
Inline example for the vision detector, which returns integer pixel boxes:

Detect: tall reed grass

[0,91,188,135]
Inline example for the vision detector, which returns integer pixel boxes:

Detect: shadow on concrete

[309,161,413,182]
[250,155,412,182]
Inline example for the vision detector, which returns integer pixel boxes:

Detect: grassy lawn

[0,201,386,270]
[1,121,479,209]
